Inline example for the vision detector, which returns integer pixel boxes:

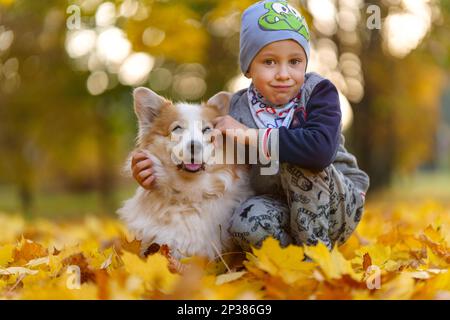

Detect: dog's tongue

[185,163,202,171]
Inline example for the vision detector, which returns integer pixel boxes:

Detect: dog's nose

[190,140,203,155]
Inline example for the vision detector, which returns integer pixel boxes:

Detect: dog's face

[133,87,232,183]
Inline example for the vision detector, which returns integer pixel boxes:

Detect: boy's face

[246,40,306,106]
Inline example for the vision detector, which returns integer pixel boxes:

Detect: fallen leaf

[304,242,360,281]
[247,237,314,284]
[363,253,372,271]
[0,244,15,267]
[215,271,246,285]
[13,239,48,264]
[0,267,38,275]
[121,251,179,293]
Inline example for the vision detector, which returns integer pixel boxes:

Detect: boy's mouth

[271,85,292,91]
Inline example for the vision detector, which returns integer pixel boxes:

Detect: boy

[131,0,370,251]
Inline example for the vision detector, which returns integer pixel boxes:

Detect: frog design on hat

[258,1,310,41]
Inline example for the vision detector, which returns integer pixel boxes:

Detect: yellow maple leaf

[353,243,392,272]
[425,247,448,269]
[338,234,362,260]
[375,272,415,300]
[304,242,360,281]
[0,279,6,291]
[1,199,449,300]
[121,251,179,293]
[422,224,448,248]
[13,238,48,264]
[201,275,264,300]
[0,244,15,267]
[0,214,25,244]
[21,276,98,300]
[118,236,142,256]
[412,271,450,299]
[246,237,314,284]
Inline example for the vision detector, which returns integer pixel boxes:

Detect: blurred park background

[0,0,449,219]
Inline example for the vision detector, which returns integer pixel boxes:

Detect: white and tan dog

[118,88,252,260]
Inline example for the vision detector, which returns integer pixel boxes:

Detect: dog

[117,87,253,260]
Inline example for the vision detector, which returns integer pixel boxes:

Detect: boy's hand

[131,151,155,190]
[212,115,258,147]
[212,115,248,133]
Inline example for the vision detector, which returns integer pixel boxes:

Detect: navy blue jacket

[278,79,341,170]
[229,78,342,171]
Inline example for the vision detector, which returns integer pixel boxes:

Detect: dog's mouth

[177,162,206,173]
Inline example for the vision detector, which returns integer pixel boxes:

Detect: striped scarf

[247,83,302,129]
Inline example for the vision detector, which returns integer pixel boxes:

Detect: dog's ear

[207,91,232,115]
[133,87,167,134]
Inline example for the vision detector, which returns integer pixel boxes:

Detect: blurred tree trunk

[0,96,36,216]
[204,32,240,98]
[19,180,33,217]
[95,96,118,214]
[349,2,394,191]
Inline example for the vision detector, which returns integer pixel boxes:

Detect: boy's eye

[263,59,275,65]
[290,59,302,65]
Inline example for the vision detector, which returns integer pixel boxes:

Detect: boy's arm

[273,79,342,171]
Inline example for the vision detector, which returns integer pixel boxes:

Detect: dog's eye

[202,127,212,134]
[172,125,182,132]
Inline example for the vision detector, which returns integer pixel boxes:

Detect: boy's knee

[280,163,330,191]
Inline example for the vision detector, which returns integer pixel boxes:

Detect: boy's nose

[276,65,290,80]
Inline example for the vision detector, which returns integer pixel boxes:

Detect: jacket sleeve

[276,79,342,170]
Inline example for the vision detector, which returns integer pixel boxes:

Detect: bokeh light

[87,70,109,95]
[142,27,166,47]
[383,0,433,58]
[339,91,354,131]
[148,68,173,92]
[96,27,131,67]
[307,0,338,36]
[118,53,154,86]
[95,2,117,27]
[119,0,139,18]
[65,29,97,59]
[0,28,14,52]
[227,74,252,93]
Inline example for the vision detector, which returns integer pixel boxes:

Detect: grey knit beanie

[239,0,310,74]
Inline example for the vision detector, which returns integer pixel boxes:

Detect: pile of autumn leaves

[0,201,449,299]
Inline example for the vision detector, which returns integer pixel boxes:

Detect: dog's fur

[117,88,253,260]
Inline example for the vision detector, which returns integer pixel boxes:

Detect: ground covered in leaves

[0,201,449,299]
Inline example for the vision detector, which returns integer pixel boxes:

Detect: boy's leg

[228,195,292,251]
[327,165,366,245]
[279,163,366,249]
[279,163,333,249]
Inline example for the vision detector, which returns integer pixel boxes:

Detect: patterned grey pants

[228,163,366,251]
